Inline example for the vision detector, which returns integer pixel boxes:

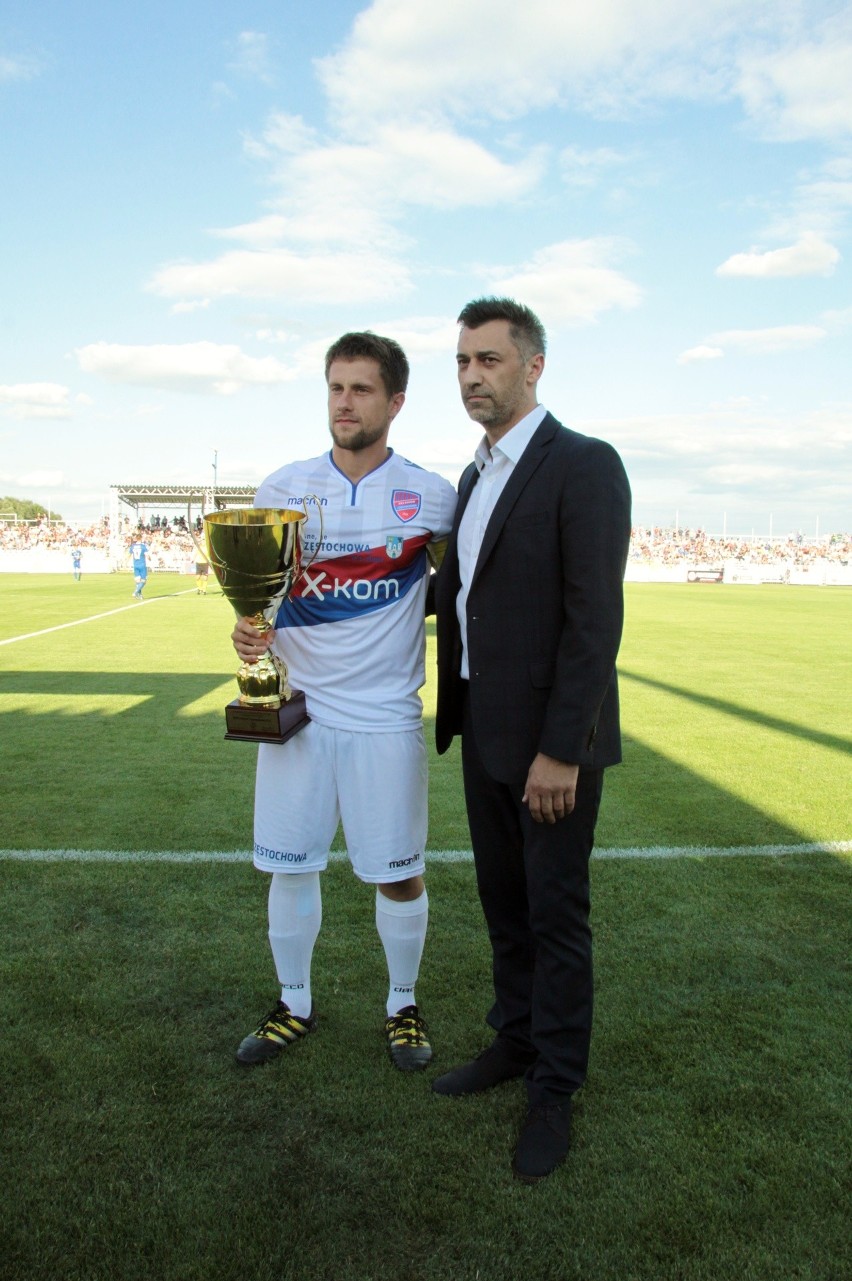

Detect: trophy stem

[236,614,292,706]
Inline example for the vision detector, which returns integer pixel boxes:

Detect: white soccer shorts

[253,720,427,883]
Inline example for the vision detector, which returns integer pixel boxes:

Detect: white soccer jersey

[255,450,457,731]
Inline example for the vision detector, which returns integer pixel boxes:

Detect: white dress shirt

[456,404,547,678]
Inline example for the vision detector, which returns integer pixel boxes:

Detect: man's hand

[231,616,274,662]
[522,754,579,824]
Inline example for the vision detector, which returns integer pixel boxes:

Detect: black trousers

[461,694,604,1105]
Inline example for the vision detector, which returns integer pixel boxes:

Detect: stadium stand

[1,503,850,583]
[626,526,852,586]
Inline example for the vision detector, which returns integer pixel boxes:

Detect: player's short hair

[324,332,410,396]
[457,297,547,362]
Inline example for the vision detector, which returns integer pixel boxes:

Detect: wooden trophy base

[224,689,310,744]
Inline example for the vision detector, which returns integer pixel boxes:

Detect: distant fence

[624,559,852,586]
[2,548,850,585]
[0,550,195,575]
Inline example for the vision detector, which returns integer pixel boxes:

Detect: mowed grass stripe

[2,841,849,862]
[2,578,850,853]
[0,585,196,645]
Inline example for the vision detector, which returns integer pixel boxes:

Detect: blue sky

[1,0,850,535]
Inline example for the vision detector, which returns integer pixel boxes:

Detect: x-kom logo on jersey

[300,569,400,602]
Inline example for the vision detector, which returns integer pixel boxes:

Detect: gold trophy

[203,505,320,744]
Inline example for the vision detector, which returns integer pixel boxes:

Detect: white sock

[375,889,429,1016]
[267,871,322,1019]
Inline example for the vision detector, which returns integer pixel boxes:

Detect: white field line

[0,590,196,646]
[1,841,849,864]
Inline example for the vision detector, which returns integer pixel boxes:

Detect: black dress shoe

[431,1041,534,1096]
[511,1102,572,1183]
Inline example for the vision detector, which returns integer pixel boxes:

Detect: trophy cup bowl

[204,507,312,744]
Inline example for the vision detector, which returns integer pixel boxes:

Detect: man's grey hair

[457,297,547,362]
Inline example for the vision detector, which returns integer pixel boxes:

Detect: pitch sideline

[0,589,198,647]
[1,841,849,863]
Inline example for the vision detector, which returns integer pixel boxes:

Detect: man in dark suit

[431,297,631,1183]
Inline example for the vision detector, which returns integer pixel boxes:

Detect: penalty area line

[0,841,849,863]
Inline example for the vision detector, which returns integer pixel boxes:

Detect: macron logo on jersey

[392,490,421,523]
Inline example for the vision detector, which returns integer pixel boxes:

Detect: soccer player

[129,536,149,599]
[194,548,209,594]
[71,547,82,581]
[231,332,456,1072]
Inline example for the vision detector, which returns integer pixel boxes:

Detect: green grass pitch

[1,574,850,1280]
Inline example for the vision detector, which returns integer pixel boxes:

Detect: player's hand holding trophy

[203,503,321,743]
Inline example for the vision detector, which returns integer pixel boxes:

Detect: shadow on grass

[0,670,256,850]
[0,663,819,852]
[598,730,814,849]
[620,668,852,756]
[0,668,227,710]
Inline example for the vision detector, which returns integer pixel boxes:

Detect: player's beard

[329,419,388,452]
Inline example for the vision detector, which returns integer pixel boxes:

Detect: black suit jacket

[434,413,631,784]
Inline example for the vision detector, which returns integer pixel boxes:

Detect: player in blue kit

[231,332,456,1073]
[129,537,149,599]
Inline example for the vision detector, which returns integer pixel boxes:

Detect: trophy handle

[297,494,324,580]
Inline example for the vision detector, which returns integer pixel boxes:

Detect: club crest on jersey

[386,535,404,559]
[392,489,421,523]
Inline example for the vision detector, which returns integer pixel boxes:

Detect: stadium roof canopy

[110,483,256,512]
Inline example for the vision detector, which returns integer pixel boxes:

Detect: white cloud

[587,403,852,457]
[248,113,317,156]
[0,53,43,82]
[317,0,763,127]
[170,299,211,315]
[678,345,725,364]
[75,342,301,395]
[239,115,543,239]
[147,247,414,305]
[145,4,852,332]
[486,239,642,327]
[821,306,852,331]
[228,31,274,85]
[212,215,294,248]
[0,383,73,419]
[716,232,840,278]
[758,159,852,244]
[381,317,460,359]
[16,469,65,487]
[560,146,633,187]
[154,116,544,308]
[312,0,852,180]
[254,328,302,345]
[579,401,852,519]
[707,325,827,354]
[384,124,545,206]
[736,12,852,142]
